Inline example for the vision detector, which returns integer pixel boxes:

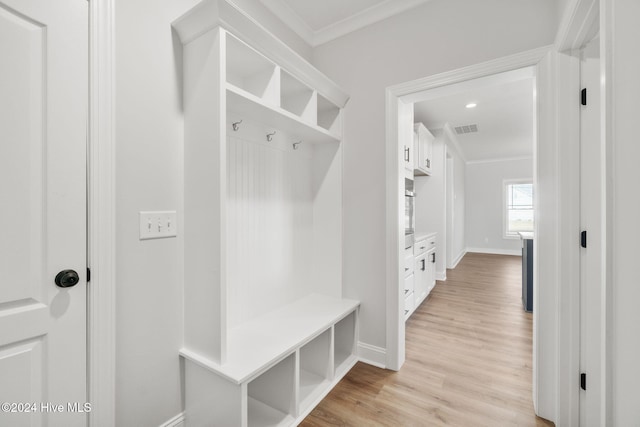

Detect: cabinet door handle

[431,253,436,263]
[421,259,426,271]
[426,159,430,168]
[404,310,409,315]
[405,267,409,272]
[404,289,409,294]
[420,246,425,250]
[404,147,410,162]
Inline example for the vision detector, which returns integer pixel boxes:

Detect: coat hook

[266,131,276,142]
[292,141,302,150]
[232,120,242,131]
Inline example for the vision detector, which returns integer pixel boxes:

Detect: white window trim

[503,178,533,239]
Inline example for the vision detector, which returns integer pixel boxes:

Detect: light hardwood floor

[301,253,554,426]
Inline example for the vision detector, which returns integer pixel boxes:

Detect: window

[504,180,534,237]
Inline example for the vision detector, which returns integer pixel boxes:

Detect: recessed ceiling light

[465,103,477,109]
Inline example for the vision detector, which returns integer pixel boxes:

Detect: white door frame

[385,0,600,423]
[88,0,116,426]
[384,44,551,372]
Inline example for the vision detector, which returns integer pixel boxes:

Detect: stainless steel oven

[405,189,415,236]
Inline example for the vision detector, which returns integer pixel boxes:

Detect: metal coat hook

[292,141,302,150]
[232,120,242,131]
[266,131,276,142]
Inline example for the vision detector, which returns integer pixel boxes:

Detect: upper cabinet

[414,122,434,176]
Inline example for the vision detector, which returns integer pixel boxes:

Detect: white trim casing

[260,0,431,47]
[502,178,534,240]
[385,44,555,419]
[449,249,467,269]
[466,156,533,165]
[466,247,522,257]
[159,412,185,427]
[357,342,386,369]
[88,0,116,426]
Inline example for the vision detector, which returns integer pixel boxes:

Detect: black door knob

[55,269,80,288]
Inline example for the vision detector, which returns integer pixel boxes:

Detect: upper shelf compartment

[224,33,341,144]
[280,70,316,126]
[317,94,342,136]
[226,34,279,106]
[172,0,349,113]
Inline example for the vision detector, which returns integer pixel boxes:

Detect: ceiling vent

[454,124,478,135]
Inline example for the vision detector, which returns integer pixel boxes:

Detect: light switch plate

[139,211,177,240]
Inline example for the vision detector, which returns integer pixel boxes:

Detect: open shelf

[280,70,316,125]
[299,329,331,411]
[317,94,341,136]
[334,311,356,375]
[248,353,295,427]
[226,33,279,105]
[227,85,339,144]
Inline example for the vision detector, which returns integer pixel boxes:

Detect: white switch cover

[139,211,177,240]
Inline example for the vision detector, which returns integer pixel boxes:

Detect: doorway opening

[384,46,569,422]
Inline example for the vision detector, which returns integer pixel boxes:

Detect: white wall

[449,141,466,266]
[606,0,640,423]
[465,159,533,254]
[114,1,311,425]
[312,0,558,351]
[414,127,465,279]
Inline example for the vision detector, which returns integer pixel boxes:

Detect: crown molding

[261,0,430,47]
[172,0,349,108]
[259,0,314,45]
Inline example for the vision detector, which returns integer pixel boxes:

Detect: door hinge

[581,230,587,248]
[581,88,587,106]
[87,267,91,283]
[581,373,587,390]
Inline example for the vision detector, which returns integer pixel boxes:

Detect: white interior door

[579,35,602,426]
[0,1,88,426]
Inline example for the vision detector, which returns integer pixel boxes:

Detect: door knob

[55,269,80,288]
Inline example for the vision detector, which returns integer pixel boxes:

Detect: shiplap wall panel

[227,119,315,328]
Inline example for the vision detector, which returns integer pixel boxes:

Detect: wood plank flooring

[301,253,554,426]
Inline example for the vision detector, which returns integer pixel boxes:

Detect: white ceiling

[413,69,535,163]
[260,0,430,46]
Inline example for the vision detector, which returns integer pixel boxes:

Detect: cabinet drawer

[404,255,414,276]
[404,291,415,319]
[414,237,436,256]
[404,246,413,258]
[404,273,414,294]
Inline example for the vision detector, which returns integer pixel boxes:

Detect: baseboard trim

[466,247,521,256]
[450,250,467,269]
[436,272,447,281]
[159,412,185,427]
[357,342,386,368]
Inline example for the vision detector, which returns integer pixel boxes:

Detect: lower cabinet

[414,252,428,304]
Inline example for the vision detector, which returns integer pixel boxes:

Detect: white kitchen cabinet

[414,123,434,176]
[173,2,358,425]
[414,252,428,305]
[404,244,415,320]
[403,140,414,172]
[408,233,437,318]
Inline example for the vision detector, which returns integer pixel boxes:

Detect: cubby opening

[299,329,331,411]
[226,34,279,105]
[317,94,341,135]
[280,70,316,125]
[334,311,356,374]
[247,354,295,427]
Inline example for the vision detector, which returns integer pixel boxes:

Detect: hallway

[301,253,553,426]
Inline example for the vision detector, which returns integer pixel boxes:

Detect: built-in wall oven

[405,178,415,247]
